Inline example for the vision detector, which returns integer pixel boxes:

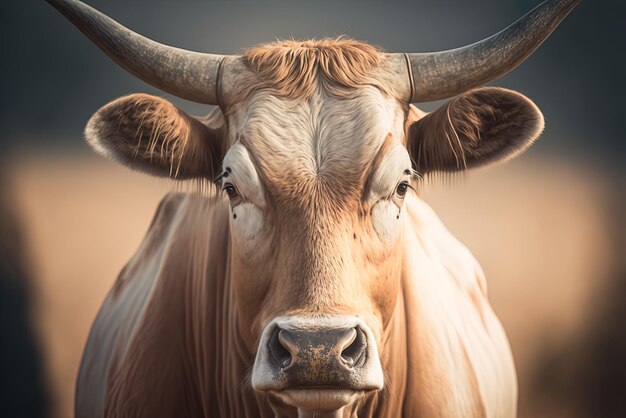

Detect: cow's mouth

[271,388,366,413]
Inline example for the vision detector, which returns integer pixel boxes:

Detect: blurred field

[3,152,622,418]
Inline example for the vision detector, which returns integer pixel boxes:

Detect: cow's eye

[223,183,239,200]
[395,181,410,199]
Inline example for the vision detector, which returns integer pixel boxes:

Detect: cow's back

[76,193,230,418]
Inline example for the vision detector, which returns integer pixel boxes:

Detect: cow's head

[49,0,578,414]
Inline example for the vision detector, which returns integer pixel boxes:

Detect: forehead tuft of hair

[244,38,387,99]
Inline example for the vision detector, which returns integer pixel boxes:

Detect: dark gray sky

[1,0,624,166]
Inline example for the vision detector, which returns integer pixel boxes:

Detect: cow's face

[225,87,408,317]
[223,87,408,408]
[86,77,543,412]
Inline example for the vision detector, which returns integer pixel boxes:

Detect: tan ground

[5,152,616,418]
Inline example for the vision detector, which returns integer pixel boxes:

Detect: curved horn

[395,0,580,102]
[46,0,232,105]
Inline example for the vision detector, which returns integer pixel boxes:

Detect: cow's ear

[85,94,225,179]
[406,87,544,173]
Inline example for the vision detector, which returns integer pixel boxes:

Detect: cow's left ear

[85,93,225,179]
[406,87,544,173]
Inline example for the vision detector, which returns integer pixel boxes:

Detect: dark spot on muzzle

[267,326,367,388]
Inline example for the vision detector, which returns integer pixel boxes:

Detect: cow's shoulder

[76,192,230,418]
[402,196,516,417]
[406,196,486,294]
[108,193,186,296]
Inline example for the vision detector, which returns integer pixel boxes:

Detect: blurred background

[1,0,624,417]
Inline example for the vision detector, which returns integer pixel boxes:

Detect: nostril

[269,328,293,369]
[340,327,367,368]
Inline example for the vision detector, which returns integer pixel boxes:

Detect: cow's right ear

[85,94,225,179]
[405,87,544,173]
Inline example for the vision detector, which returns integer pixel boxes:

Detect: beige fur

[78,38,545,418]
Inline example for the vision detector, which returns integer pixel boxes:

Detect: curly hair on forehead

[243,37,389,99]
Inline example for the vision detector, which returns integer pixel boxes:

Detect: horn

[395,0,581,102]
[46,0,233,105]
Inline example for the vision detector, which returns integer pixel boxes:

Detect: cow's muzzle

[252,316,383,410]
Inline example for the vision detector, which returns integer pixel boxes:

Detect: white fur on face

[234,86,407,187]
[221,143,266,208]
[368,143,412,245]
[230,203,265,260]
[371,201,402,245]
[221,143,267,260]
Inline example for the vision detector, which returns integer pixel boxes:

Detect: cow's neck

[395,196,518,417]
[372,274,409,417]
[184,204,277,417]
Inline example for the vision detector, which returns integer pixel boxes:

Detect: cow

[46,0,580,417]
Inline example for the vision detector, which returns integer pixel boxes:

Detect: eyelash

[223,183,239,200]
[214,168,240,201]
[395,181,415,199]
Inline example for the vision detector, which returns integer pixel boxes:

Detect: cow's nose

[252,316,384,393]
[269,327,367,371]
